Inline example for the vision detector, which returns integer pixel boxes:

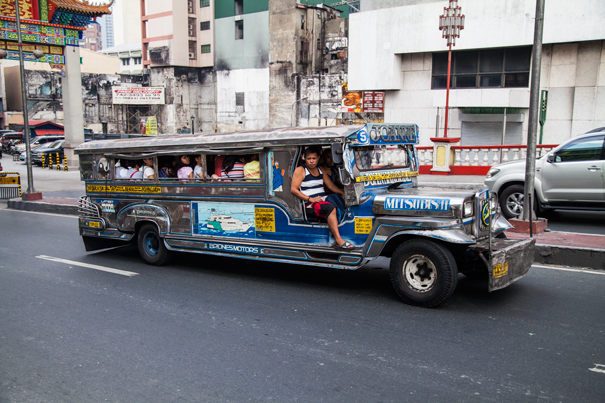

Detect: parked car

[32,139,65,166]
[15,135,64,153]
[17,135,65,162]
[485,129,605,218]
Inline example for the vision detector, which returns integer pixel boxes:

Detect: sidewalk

[2,156,603,270]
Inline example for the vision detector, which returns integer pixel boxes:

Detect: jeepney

[75,124,535,307]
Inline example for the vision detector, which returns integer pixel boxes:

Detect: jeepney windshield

[353,145,411,171]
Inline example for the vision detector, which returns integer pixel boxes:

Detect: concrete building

[80,22,103,51]
[348,0,605,146]
[98,7,115,49]
[112,0,142,47]
[100,43,144,74]
[141,0,214,69]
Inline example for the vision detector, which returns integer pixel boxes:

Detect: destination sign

[356,170,418,183]
[87,185,162,194]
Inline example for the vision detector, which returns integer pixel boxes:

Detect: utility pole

[522,0,545,222]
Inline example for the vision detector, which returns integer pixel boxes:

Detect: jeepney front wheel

[137,223,172,266]
[389,239,458,308]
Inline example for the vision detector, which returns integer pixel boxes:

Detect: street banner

[112,87,165,105]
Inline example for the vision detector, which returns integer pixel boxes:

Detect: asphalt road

[1,209,604,403]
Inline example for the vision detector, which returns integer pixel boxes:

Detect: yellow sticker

[355,217,373,234]
[0,177,19,185]
[356,170,418,183]
[255,207,276,232]
[87,185,161,194]
[87,221,101,228]
[493,262,509,278]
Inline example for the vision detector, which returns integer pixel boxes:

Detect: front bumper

[470,237,536,291]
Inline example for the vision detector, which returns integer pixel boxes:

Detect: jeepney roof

[74,125,365,155]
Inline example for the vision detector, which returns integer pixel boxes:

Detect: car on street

[18,135,65,162]
[32,139,65,166]
[485,129,605,218]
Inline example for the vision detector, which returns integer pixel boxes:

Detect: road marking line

[532,264,605,276]
[589,364,605,374]
[36,255,139,277]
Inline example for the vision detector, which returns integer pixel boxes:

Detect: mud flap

[470,237,536,292]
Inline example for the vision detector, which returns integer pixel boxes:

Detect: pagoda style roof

[50,0,114,16]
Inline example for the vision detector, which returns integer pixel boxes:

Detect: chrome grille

[78,196,101,218]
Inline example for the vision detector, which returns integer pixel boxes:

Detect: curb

[534,244,605,271]
[7,199,79,216]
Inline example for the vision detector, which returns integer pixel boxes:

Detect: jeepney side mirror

[331,142,343,164]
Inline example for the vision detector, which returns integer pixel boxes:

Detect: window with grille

[200,21,210,31]
[432,47,531,89]
[235,20,243,40]
[187,0,195,14]
[188,18,196,37]
[201,44,211,53]
[236,92,245,114]
[200,0,210,7]
[235,0,243,15]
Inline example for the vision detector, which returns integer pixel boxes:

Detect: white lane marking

[532,264,605,276]
[36,255,139,277]
[589,364,605,374]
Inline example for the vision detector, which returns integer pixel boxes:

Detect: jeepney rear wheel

[389,239,458,308]
[137,223,172,266]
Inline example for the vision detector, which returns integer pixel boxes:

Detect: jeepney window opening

[79,154,94,181]
[353,145,411,171]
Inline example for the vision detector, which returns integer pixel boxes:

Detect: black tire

[389,239,458,308]
[499,184,525,219]
[137,223,172,265]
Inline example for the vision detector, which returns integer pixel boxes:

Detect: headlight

[486,168,500,178]
[463,200,473,217]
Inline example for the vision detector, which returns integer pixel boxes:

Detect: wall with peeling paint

[216,68,269,132]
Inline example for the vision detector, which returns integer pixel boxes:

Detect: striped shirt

[222,162,245,180]
[299,167,326,199]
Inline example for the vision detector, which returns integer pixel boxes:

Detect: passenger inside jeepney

[158,156,176,178]
[319,148,343,192]
[243,154,260,181]
[291,146,354,250]
[211,155,245,181]
[175,155,193,179]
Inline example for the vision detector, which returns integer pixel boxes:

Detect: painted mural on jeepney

[268,151,286,196]
[192,202,256,238]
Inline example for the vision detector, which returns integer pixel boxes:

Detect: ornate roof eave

[0,15,88,31]
[50,0,114,16]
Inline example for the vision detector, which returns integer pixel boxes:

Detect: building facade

[80,22,103,51]
[348,0,605,146]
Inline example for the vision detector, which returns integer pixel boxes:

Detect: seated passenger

[244,154,260,181]
[140,157,155,179]
[211,155,245,181]
[175,155,193,179]
[125,160,143,179]
[158,157,175,178]
[115,160,127,179]
[319,148,342,192]
[193,155,206,179]
[291,146,353,250]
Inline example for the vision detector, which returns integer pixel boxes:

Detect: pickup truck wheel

[137,223,172,265]
[389,239,458,308]
[499,184,525,219]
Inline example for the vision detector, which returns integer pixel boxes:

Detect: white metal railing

[417,144,557,167]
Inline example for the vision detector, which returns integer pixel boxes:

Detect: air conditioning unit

[188,52,195,59]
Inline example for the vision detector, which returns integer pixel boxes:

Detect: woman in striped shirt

[291,146,354,250]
